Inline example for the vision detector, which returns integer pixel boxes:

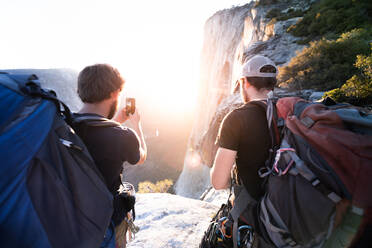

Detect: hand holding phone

[126,98,136,116]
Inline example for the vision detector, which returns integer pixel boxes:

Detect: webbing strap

[230,186,256,221]
[12,77,75,125]
[73,115,120,127]
[351,206,364,216]
[260,198,287,234]
[73,115,109,122]
[265,197,288,233]
[266,91,275,131]
[249,95,280,157]
[230,185,256,248]
[282,139,316,182]
[260,198,301,248]
[233,220,239,248]
[282,140,342,204]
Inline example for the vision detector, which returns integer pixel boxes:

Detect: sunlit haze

[1,0,249,114]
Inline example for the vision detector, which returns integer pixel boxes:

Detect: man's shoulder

[113,126,137,138]
[95,124,137,141]
[237,101,265,112]
[228,102,265,119]
[73,113,136,140]
[222,102,267,131]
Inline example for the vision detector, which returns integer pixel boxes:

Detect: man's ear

[241,78,251,90]
[110,89,121,99]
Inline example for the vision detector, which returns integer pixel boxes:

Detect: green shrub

[266,8,303,23]
[288,0,372,40]
[277,9,303,21]
[255,0,278,7]
[324,47,372,106]
[278,29,371,90]
[138,179,173,193]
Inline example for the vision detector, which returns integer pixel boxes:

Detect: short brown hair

[246,77,277,91]
[77,64,125,103]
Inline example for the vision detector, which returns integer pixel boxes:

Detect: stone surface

[127,193,220,248]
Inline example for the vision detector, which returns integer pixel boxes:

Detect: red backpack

[274,96,372,207]
[253,94,372,247]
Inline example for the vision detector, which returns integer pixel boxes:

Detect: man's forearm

[133,122,147,164]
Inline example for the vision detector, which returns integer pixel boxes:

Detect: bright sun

[115,45,200,115]
[1,0,251,115]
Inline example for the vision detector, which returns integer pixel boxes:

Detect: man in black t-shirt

[210,55,278,200]
[76,64,147,194]
[74,64,147,248]
[73,114,142,194]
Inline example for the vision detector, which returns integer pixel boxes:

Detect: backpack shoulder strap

[249,96,281,148]
[229,182,257,248]
[72,115,121,128]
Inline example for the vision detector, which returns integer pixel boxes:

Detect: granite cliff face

[176,0,313,198]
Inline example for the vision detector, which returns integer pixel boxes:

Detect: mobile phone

[126,98,136,115]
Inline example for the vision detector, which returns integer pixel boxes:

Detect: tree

[278,29,371,91]
[324,46,372,106]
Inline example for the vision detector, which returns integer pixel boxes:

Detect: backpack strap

[260,195,300,248]
[72,115,121,128]
[249,92,283,146]
[229,182,257,248]
[249,92,282,178]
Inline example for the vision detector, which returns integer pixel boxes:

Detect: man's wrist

[133,121,141,129]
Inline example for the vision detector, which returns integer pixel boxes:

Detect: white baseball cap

[240,55,278,78]
[233,55,278,93]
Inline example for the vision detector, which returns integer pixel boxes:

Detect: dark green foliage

[278,29,371,90]
[288,0,372,40]
[255,0,279,7]
[324,47,372,106]
[266,7,304,23]
[279,0,372,106]
[277,9,303,21]
[296,37,312,45]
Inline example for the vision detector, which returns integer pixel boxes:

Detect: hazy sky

[1,0,250,111]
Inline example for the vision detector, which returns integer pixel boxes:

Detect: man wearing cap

[210,55,277,241]
[211,54,277,194]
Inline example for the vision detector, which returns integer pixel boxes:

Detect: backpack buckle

[258,167,272,178]
[273,148,296,176]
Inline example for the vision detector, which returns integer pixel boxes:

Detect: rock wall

[175,0,311,198]
[127,193,220,248]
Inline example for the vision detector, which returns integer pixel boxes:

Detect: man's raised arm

[131,111,147,165]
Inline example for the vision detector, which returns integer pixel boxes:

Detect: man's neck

[79,102,109,118]
[249,89,271,102]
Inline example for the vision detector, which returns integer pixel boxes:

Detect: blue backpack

[0,73,113,248]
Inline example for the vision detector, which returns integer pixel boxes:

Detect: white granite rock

[127,193,220,248]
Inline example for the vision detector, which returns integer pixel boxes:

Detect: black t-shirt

[216,102,271,200]
[73,113,140,195]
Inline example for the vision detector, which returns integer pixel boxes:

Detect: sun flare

[117,56,199,115]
